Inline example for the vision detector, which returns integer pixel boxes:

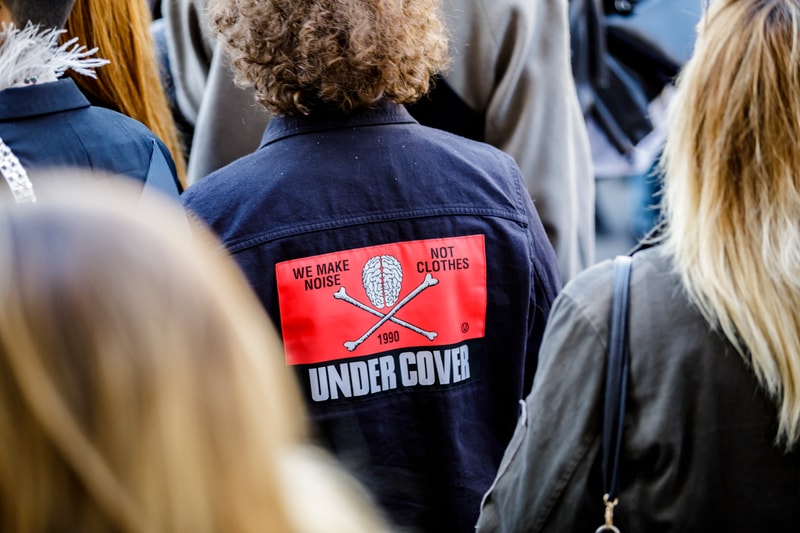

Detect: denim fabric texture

[182,100,562,533]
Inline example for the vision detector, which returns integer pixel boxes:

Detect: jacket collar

[0,78,90,121]
[259,98,418,148]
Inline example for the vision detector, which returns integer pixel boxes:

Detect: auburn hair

[63,0,188,187]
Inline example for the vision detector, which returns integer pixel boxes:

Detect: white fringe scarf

[0,22,109,91]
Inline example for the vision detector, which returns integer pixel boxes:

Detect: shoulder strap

[598,254,632,531]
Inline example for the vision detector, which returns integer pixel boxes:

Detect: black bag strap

[597,255,632,532]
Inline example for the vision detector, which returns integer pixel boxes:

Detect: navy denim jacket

[0,78,181,198]
[183,100,561,533]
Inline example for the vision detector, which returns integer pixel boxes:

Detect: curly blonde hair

[207,0,450,116]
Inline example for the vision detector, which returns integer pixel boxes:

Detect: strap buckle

[594,493,621,533]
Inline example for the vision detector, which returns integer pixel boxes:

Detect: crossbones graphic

[334,266,439,351]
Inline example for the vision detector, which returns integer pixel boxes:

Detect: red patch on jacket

[275,235,487,365]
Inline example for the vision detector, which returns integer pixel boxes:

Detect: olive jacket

[477,245,800,532]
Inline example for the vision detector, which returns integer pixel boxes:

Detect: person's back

[63,0,188,187]
[405,0,595,281]
[184,106,560,530]
[0,0,181,198]
[477,246,800,531]
[181,0,562,531]
[476,1,800,530]
[160,0,593,282]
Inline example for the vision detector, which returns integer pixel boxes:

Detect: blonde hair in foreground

[63,0,188,187]
[0,177,385,532]
[662,0,800,448]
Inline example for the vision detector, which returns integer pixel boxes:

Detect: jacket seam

[224,206,529,254]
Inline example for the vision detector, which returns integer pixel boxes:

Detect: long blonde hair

[0,178,385,532]
[662,0,800,448]
[63,0,188,187]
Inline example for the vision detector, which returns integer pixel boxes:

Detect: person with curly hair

[181,1,562,531]
[162,0,593,283]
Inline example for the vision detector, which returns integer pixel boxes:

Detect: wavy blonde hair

[207,0,450,116]
[662,0,800,448]
[0,177,385,532]
[63,0,188,187]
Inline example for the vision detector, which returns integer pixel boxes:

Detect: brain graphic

[362,255,403,308]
